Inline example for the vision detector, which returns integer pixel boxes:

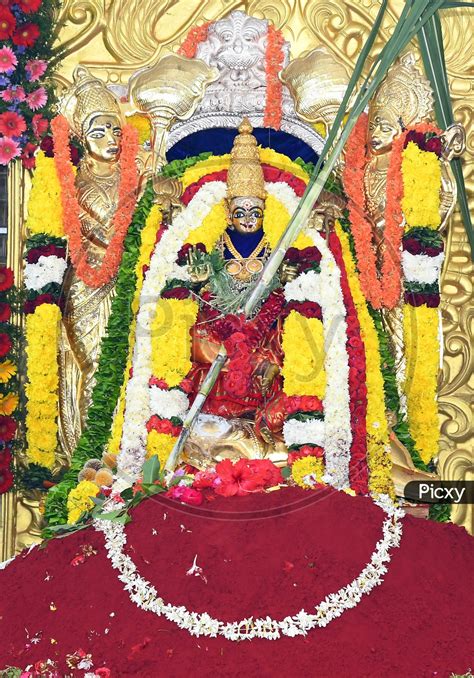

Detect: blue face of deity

[229,197,265,234]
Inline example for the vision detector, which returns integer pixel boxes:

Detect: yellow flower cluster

[281,310,326,398]
[263,194,313,251]
[403,304,440,463]
[107,205,162,457]
[336,223,394,497]
[146,429,175,468]
[187,200,228,252]
[67,479,100,524]
[25,303,61,468]
[126,113,152,145]
[151,297,199,387]
[291,456,325,489]
[0,360,17,384]
[0,392,18,416]
[402,142,442,230]
[25,151,65,237]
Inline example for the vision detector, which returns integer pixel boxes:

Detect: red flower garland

[51,115,139,289]
[343,114,442,310]
[177,22,211,58]
[264,24,285,130]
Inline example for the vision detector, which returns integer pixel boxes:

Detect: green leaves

[418,11,474,258]
[142,456,161,485]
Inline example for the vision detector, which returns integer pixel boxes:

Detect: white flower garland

[24,255,67,291]
[276,184,352,489]
[95,494,404,641]
[117,181,227,479]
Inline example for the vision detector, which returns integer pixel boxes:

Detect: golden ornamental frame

[1,0,472,558]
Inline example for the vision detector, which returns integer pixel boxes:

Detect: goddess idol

[57,66,135,458]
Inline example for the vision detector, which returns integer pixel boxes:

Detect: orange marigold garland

[343,115,442,310]
[51,115,139,289]
[177,22,211,58]
[264,24,285,130]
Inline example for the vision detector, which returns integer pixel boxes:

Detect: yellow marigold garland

[281,310,326,398]
[403,305,440,463]
[25,151,64,237]
[291,456,325,489]
[336,223,393,497]
[263,194,313,251]
[107,205,162,457]
[146,429,175,468]
[0,360,17,384]
[402,142,442,230]
[67,479,100,524]
[151,297,199,387]
[186,200,228,252]
[126,113,152,145]
[25,303,61,468]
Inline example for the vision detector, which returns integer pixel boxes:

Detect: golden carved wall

[1,0,472,556]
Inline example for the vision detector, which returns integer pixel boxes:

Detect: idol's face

[368,113,402,155]
[228,197,265,234]
[84,114,122,162]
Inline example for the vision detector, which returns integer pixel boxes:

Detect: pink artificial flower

[0,85,26,102]
[0,46,17,73]
[0,137,20,165]
[25,58,47,82]
[26,86,47,111]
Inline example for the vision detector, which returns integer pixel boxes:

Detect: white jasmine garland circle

[95,494,404,641]
[149,386,189,420]
[401,250,444,284]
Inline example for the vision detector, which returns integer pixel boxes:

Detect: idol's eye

[251,209,263,219]
[113,127,122,137]
[234,209,245,219]
[88,129,105,139]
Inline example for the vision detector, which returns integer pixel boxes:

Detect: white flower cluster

[401,250,444,284]
[282,417,325,447]
[277,185,352,489]
[116,181,227,479]
[149,386,189,420]
[24,255,67,291]
[94,494,404,641]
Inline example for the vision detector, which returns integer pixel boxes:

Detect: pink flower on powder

[25,58,47,82]
[26,86,47,111]
[0,46,17,74]
[0,137,20,165]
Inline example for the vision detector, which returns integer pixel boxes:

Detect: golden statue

[58,66,125,459]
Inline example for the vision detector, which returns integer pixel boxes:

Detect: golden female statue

[58,66,124,459]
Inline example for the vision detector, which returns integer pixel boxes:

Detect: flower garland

[151,298,199,387]
[291,456,325,489]
[24,302,60,468]
[281,311,326,397]
[67,479,100,524]
[44,183,157,530]
[264,24,285,130]
[277,185,352,489]
[0,266,19,494]
[335,222,393,496]
[0,0,58,167]
[177,21,211,58]
[107,204,163,459]
[95,493,404,641]
[51,115,139,288]
[25,151,64,237]
[342,113,404,310]
[403,304,440,464]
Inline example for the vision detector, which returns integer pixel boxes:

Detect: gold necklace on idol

[221,231,269,282]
